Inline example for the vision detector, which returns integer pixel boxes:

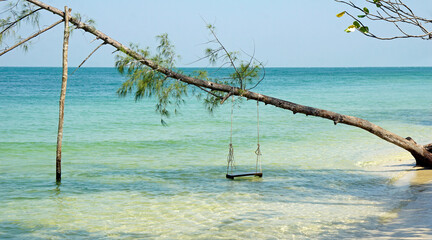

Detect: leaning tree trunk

[25,0,432,168]
[55,6,70,183]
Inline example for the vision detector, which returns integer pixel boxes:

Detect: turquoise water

[1,67,431,239]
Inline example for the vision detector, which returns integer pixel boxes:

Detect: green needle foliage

[116,34,187,122]
[191,25,264,112]
[203,24,262,90]
[115,27,265,123]
[70,12,96,34]
[0,1,95,51]
[0,0,41,50]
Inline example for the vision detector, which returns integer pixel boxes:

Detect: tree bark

[425,143,432,152]
[25,0,432,168]
[56,6,70,183]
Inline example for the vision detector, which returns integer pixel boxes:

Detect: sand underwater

[1,67,432,239]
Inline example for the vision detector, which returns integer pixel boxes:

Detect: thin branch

[185,54,211,66]
[0,0,19,15]
[380,4,416,25]
[247,61,266,91]
[336,0,432,40]
[185,47,223,66]
[239,45,265,89]
[194,39,217,47]
[197,85,222,99]
[71,42,105,75]
[207,26,243,88]
[242,42,256,72]
[211,61,231,74]
[345,12,376,38]
[0,7,42,35]
[393,21,410,37]
[0,19,62,56]
[89,37,99,43]
[220,91,233,104]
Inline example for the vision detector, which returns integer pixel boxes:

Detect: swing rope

[226,96,262,175]
[227,96,235,174]
[255,99,262,173]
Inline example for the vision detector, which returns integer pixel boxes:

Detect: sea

[0,67,431,239]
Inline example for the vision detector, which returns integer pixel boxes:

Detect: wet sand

[366,167,432,239]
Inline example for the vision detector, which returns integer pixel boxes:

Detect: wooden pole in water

[56,6,70,183]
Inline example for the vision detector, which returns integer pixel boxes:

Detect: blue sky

[1,0,432,67]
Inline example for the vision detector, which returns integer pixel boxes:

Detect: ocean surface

[1,67,431,239]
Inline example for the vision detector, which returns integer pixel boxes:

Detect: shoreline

[368,166,432,238]
[358,149,432,239]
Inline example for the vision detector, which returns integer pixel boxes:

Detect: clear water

[1,67,431,239]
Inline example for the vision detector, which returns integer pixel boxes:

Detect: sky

[1,0,432,68]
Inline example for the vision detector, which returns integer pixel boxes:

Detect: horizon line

[1,66,432,69]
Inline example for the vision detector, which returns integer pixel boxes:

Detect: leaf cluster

[190,24,264,112]
[336,0,432,40]
[71,12,96,34]
[116,35,187,120]
[337,8,370,34]
[202,24,263,90]
[0,0,41,50]
[116,27,265,122]
[336,0,384,34]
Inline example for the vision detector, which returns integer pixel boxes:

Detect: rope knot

[255,144,262,156]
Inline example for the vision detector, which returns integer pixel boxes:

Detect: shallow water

[1,67,432,239]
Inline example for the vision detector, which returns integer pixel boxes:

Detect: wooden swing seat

[225,97,263,180]
[226,172,263,179]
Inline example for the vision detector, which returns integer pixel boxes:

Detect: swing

[226,96,263,179]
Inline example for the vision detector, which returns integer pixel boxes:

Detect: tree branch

[0,7,42,35]
[0,19,62,56]
[220,91,233,104]
[71,42,105,75]
[207,26,243,89]
[197,86,222,100]
[336,0,432,40]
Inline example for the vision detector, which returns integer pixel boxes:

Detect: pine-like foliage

[0,0,41,50]
[115,28,265,122]
[0,1,95,51]
[116,34,187,121]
